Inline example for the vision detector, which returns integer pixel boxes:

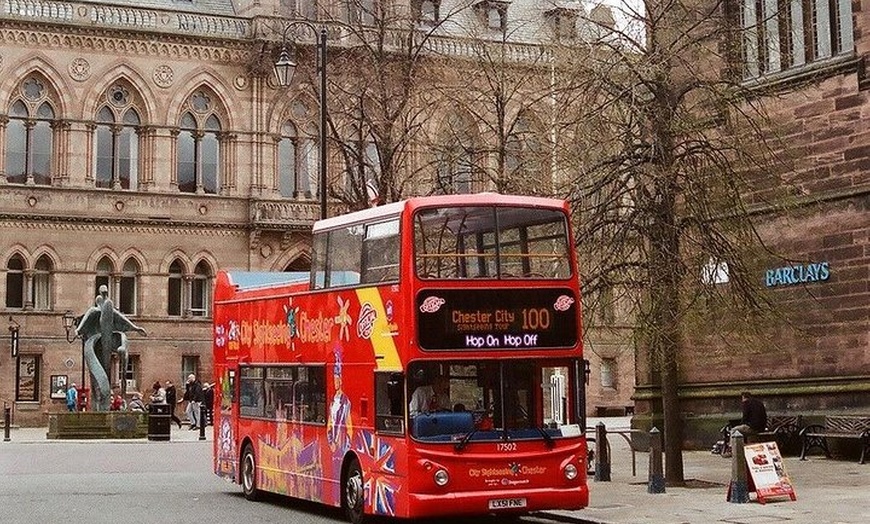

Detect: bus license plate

[488,497,527,510]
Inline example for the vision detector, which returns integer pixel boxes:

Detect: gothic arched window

[32,254,53,311]
[5,254,26,308]
[436,113,478,194]
[177,91,222,194]
[94,84,141,190]
[278,121,298,197]
[5,77,56,185]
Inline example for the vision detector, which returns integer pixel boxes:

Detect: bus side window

[375,372,405,434]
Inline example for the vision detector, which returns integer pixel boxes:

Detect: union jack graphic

[355,430,400,515]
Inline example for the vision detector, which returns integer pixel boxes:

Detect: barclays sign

[765,262,830,288]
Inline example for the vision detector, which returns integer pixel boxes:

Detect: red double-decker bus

[212,193,589,523]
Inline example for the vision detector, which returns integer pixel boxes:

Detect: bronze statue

[75,285,147,411]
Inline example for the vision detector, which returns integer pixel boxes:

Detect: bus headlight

[434,469,450,486]
[564,463,578,480]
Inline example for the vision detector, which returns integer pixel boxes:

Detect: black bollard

[727,429,749,503]
[3,404,10,442]
[199,404,206,441]
[647,427,665,493]
[594,422,611,481]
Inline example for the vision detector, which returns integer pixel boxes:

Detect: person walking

[164,379,182,429]
[183,374,204,430]
[66,383,78,412]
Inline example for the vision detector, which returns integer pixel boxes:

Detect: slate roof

[87,0,237,16]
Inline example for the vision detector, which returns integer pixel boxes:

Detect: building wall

[0,2,631,425]
[632,46,869,448]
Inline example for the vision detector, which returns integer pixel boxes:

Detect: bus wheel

[343,458,364,524]
[241,444,260,501]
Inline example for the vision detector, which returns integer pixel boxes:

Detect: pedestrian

[183,374,204,430]
[128,392,147,412]
[164,379,182,429]
[202,382,214,427]
[109,384,125,411]
[149,381,166,404]
[732,391,768,438]
[66,383,78,412]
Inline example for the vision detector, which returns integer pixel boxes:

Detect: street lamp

[273,21,329,220]
[62,310,85,385]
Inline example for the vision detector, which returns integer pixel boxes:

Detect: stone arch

[117,247,149,275]
[159,250,191,275]
[269,92,319,136]
[85,248,120,273]
[1,56,71,117]
[168,72,236,130]
[83,64,158,125]
[2,246,30,267]
[273,243,311,272]
[30,245,61,271]
[190,251,219,276]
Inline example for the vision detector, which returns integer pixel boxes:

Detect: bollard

[199,404,206,441]
[594,422,611,481]
[727,429,750,503]
[647,427,665,493]
[3,404,11,442]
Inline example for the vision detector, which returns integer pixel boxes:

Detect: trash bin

[147,403,171,441]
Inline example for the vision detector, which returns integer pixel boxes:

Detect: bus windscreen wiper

[454,427,482,451]
[535,426,555,449]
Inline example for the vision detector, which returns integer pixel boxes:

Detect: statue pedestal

[46,412,147,439]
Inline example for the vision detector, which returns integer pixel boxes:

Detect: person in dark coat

[733,391,767,436]
[202,382,215,427]
[183,374,204,430]
[164,379,182,429]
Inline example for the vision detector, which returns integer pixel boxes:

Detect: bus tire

[343,458,364,524]
[241,443,260,501]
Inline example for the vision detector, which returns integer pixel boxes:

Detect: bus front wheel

[343,458,364,524]
[241,444,260,501]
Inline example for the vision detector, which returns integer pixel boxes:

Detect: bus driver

[409,373,450,416]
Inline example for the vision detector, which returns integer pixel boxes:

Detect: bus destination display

[416,288,578,350]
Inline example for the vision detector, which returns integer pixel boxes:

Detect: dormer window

[544,7,579,40]
[474,0,510,32]
[414,0,440,25]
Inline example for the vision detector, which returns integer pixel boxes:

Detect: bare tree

[319,1,472,209]
[425,16,567,196]
[561,0,793,484]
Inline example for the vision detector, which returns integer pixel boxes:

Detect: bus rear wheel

[343,458,364,524]
[241,444,260,501]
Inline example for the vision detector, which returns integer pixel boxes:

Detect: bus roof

[312,193,568,233]
[223,271,309,290]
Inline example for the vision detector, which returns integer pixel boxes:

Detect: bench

[799,415,870,464]
[719,415,803,456]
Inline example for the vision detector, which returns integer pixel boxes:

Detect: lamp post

[274,21,328,220]
[62,310,85,385]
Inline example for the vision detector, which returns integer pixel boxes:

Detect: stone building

[0,0,635,425]
[627,0,869,447]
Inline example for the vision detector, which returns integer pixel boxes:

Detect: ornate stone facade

[1,0,638,425]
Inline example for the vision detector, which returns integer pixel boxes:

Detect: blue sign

[765,262,830,287]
